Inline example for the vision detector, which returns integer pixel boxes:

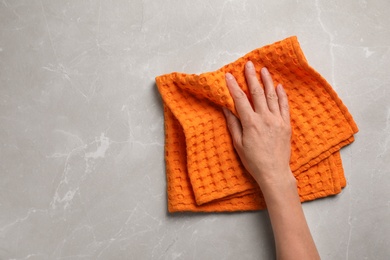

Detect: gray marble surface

[1,0,389,259]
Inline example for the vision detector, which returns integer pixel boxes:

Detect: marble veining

[0,0,389,259]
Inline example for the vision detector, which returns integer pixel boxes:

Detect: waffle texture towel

[155,36,358,212]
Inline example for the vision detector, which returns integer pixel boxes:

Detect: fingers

[260,67,280,114]
[225,63,290,125]
[225,73,253,117]
[244,61,268,113]
[276,84,290,123]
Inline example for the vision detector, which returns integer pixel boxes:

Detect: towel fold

[155,36,358,212]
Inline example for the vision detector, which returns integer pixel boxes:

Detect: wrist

[254,169,298,200]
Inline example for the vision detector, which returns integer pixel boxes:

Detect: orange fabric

[155,36,358,212]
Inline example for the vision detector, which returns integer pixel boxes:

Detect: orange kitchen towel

[155,36,358,212]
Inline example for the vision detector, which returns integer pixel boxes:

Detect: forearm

[259,171,320,260]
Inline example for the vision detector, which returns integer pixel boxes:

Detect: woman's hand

[223,61,293,189]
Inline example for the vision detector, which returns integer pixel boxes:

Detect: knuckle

[227,120,238,130]
[263,118,275,128]
[280,101,289,109]
[250,86,265,97]
[234,89,247,100]
[266,92,278,100]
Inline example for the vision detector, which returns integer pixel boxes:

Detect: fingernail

[261,67,269,75]
[225,73,234,80]
[246,61,254,69]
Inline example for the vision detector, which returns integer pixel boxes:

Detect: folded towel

[155,36,358,212]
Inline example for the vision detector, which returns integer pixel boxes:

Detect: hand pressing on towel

[222,62,292,188]
[223,61,320,260]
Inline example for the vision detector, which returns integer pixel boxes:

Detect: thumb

[223,107,243,147]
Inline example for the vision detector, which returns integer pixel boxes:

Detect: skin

[223,61,321,260]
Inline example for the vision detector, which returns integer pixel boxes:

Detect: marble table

[1,0,389,259]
